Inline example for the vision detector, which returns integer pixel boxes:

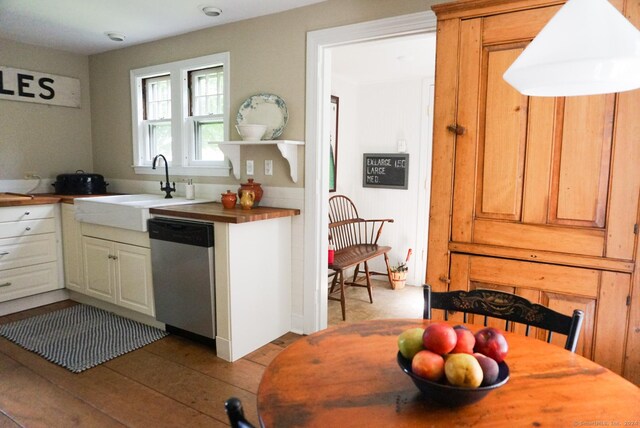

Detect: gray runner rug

[0,304,168,373]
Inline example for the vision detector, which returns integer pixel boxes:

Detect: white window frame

[130,52,231,176]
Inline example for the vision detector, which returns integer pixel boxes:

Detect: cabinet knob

[439,275,451,284]
[0,282,12,288]
[446,124,466,136]
[25,227,31,231]
[24,211,30,215]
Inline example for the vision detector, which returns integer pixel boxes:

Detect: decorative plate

[237,93,288,140]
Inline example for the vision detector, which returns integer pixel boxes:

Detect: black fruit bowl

[397,352,509,406]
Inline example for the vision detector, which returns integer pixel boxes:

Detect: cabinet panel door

[0,262,60,302]
[82,237,115,303]
[451,10,621,258]
[0,234,57,271]
[115,243,153,316]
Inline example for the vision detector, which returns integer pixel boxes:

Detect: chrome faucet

[152,154,175,199]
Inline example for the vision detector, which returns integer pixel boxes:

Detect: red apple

[422,322,457,355]
[451,325,475,354]
[474,327,508,362]
[474,353,500,386]
[411,350,445,382]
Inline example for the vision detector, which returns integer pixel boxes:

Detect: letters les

[0,66,80,108]
[0,71,55,100]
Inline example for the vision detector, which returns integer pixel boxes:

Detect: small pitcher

[239,189,255,210]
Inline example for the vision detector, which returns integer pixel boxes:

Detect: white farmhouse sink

[74,194,210,232]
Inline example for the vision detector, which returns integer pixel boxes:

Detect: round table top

[257,319,640,427]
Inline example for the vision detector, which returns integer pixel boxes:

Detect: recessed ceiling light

[105,32,125,42]
[202,6,222,17]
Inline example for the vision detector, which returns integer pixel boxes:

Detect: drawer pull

[24,211,30,216]
[0,282,11,288]
[0,251,9,256]
[25,227,31,231]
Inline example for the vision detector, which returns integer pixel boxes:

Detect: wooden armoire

[426,0,640,384]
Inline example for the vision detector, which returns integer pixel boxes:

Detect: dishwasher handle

[148,218,214,247]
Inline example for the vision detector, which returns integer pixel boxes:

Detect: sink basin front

[74,194,210,231]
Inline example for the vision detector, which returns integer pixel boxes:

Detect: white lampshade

[503,0,640,96]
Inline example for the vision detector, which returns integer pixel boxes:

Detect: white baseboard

[290,313,305,335]
[0,289,69,316]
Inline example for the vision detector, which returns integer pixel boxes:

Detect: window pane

[195,121,224,161]
[144,75,171,120]
[190,67,223,116]
[149,123,172,161]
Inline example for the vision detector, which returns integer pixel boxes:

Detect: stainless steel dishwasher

[148,217,215,342]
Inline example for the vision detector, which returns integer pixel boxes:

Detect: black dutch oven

[52,170,109,195]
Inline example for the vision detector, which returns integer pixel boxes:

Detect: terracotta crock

[221,190,237,209]
[238,179,263,207]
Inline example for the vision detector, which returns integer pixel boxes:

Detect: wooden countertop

[0,193,61,207]
[0,193,116,207]
[149,202,300,224]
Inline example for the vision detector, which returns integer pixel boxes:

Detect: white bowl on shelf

[236,124,267,141]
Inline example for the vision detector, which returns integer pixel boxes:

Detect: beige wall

[89,0,431,187]
[0,39,93,180]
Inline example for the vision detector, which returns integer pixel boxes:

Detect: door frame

[303,11,438,334]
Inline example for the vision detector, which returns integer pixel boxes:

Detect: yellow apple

[444,353,483,388]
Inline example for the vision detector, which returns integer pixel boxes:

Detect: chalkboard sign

[363,153,409,189]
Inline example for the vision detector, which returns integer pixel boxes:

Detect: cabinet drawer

[0,262,61,302]
[0,205,55,223]
[0,218,56,239]
[0,234,57,271]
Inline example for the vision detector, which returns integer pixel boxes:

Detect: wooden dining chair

[328,195,394,320]
[224,397,256,428]
[422,284,585,352]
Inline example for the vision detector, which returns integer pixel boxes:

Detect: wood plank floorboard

[0,301,295,427]
[0,338,218,427]
[0,281,417,426]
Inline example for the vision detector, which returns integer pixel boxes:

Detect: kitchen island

[150,202,300,362]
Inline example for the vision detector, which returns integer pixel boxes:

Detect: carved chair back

[423,284,584,352]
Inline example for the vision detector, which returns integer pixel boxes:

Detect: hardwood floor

[0,283,420,427]
[0,300,298,427]
[328,280,423,326]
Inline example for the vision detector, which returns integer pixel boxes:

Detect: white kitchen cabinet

[114,243,153,315]
[61,203,84,292]
[0,204,62,302]
[82,234,154,316]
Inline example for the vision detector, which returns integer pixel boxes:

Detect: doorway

[303,12,438,334]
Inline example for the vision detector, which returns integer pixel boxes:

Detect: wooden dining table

[257,319,640,427]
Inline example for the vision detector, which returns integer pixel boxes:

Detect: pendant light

[503,0,640,96]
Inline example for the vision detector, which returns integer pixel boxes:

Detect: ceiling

[0,0,327,55]
[332,33,436,84]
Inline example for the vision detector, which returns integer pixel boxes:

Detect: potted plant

[389,249,412,290]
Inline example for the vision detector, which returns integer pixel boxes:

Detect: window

[143,75,172,160]
[130,53,230,176]
[189,67,224,162]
